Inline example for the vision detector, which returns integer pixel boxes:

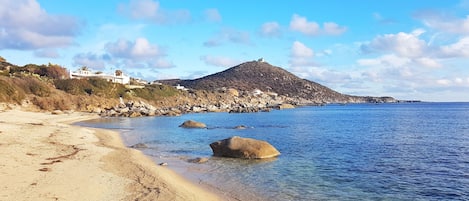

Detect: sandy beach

[0,107,220,201]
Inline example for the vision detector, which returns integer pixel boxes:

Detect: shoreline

[0,108,220,201]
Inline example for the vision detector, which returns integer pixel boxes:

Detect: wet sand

[0,108,220,201]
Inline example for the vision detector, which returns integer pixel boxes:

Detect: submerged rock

[179,120,207,128]
[209,136,280,159]
[129,143,148,149]
[187,157,209,164]
[234,125,248,129]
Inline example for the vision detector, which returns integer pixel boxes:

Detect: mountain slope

[162,61,393,103]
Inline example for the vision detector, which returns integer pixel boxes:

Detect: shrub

[10,77,51,97]
[132,84,179,100]
[0,79,25,103]
[36,64,69,79]
[54,78,127,98]
[54,79,93,95]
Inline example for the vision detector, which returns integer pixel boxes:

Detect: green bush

[54,79,93,95]
[54,78,127,98]
[132,84,179,100]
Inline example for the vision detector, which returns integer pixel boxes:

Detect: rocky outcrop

[209,136,280,159]
[100,100,157,117]
[179,120,207,128]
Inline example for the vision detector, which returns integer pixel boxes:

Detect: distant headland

[0,56,403,116]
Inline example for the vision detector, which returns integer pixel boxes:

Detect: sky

[1,0,469,102]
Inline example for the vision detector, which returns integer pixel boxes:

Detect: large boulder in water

[209,136,280,159]
[179,120,207,128]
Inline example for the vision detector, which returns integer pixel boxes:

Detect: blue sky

[1,0,469,101]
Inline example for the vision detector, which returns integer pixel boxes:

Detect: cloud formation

[203,28,251,47]
[361,29,429,58]
[204,8,222,22]
[105,37,164,59]
[0,0,81,50]
[73,37,174,70]
[260,22,281,37]
[289,14,347,36]
[414,10,469,34]
[289,41,315,67]
[118,0,191,24]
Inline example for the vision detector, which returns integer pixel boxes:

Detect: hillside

[160,61,395,103]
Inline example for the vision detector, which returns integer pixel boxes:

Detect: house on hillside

[70,67,130,84]
[175,84,188,91]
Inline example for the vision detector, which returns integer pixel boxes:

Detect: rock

[234,125,247,129]
[51,110,63,115]
[187,157,209,164]
[128,111,142,118]
[227,88,239,96]
[179,120,207,128]
[129,143,148,149]
[91,108,102,114]
[277,103,295,109]
[209,136,280,159]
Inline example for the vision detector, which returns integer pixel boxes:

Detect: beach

[0,107,220,201]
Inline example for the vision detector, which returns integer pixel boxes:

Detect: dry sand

[0,108,220,201]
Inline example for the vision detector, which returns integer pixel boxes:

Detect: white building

[175,84,188,91]
[70,68,130,84]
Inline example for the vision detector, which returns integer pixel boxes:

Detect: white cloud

[289,14,347,36]
[414,57,441,68]
[150,58,174,68]
[105,38,164,59]
[289,41,315,67]
[415,11,469,34]
[260,21,281,37]
[118,0,191,24]
[373,12,397,25]
[93,37,175,69]
[361,29,428,58]
[119,0,159,19]
[204,8,221,22]
[203,27,251,47]
[291,41,314,58]
[0,0,81,50]
[323,22,347,35]
[200,55,241,67]
[290,66,352,85]
[289,14,320,36]
[358,54,411,68]
[440,36,469,57]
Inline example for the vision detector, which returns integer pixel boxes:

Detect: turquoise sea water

[79,102,469,200]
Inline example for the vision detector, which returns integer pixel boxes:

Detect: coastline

[0,108,220,201]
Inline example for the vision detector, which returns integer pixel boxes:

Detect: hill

[160,61,395,104]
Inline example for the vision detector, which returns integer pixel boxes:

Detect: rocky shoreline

[97,88,397,117]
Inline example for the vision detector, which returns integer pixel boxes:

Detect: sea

[78,102,469,201]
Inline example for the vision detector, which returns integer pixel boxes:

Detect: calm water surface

[79,102,469,200]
